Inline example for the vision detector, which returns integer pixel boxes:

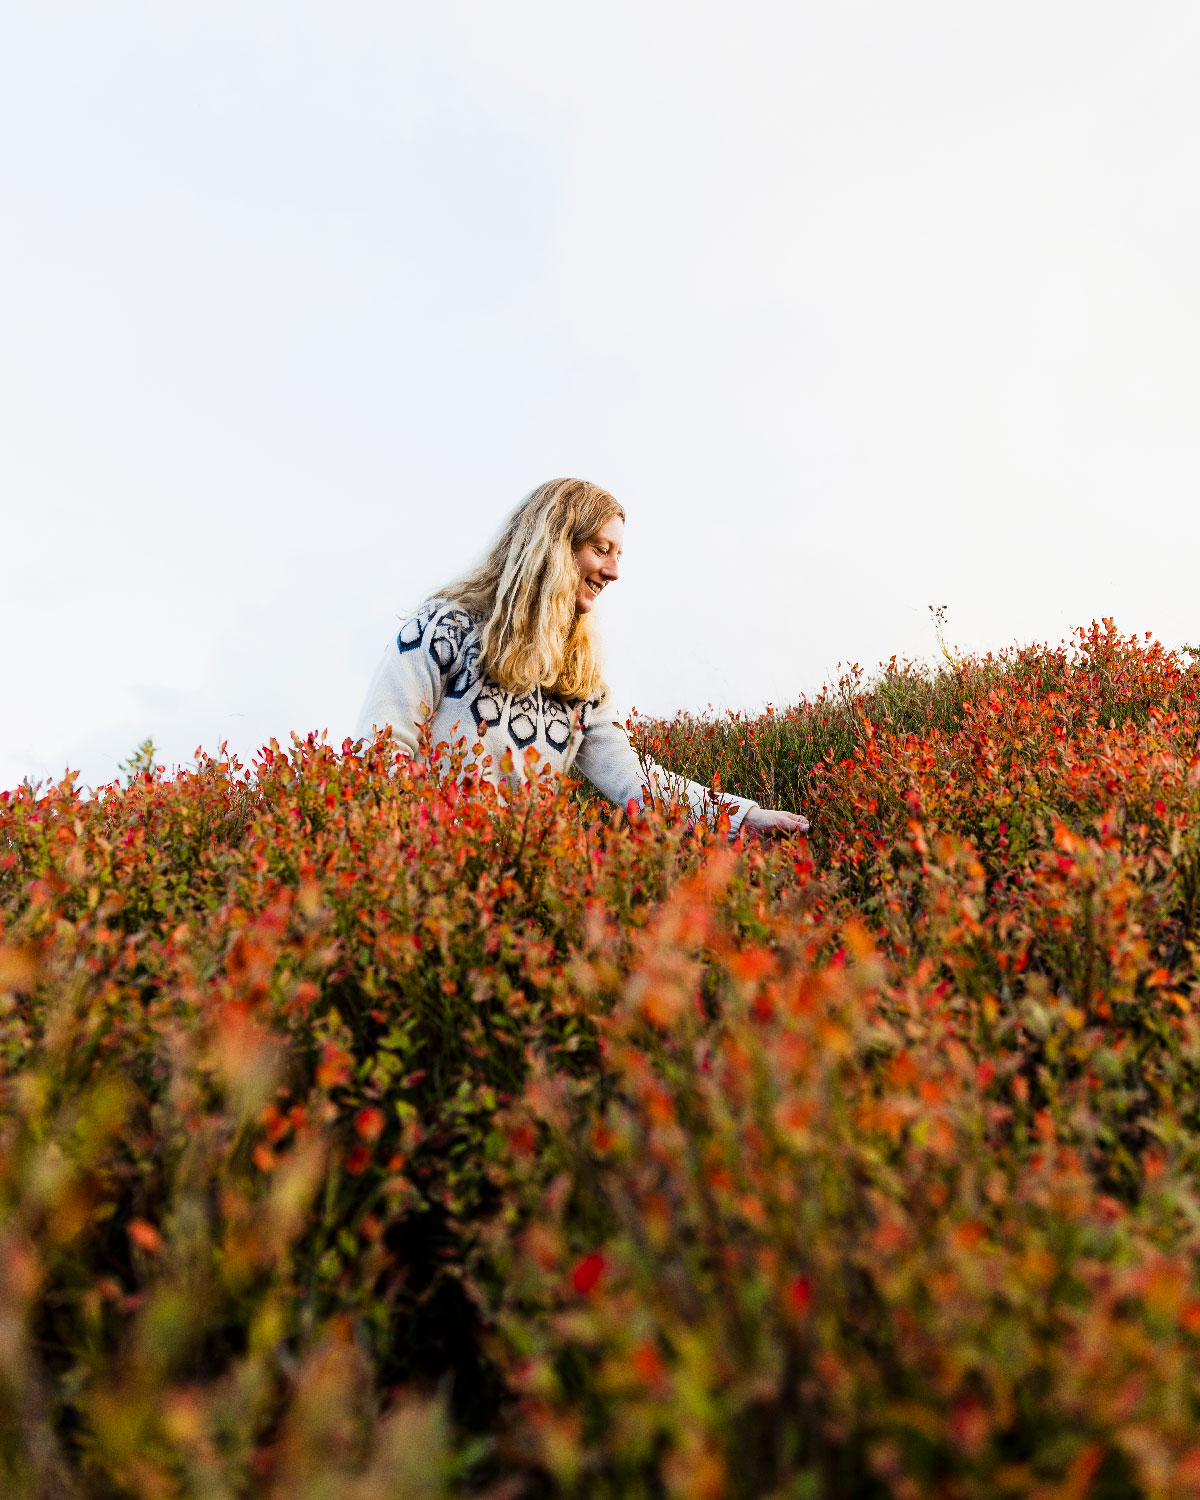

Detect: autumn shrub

[629,620,1200,824]
[3,621,1200,1498]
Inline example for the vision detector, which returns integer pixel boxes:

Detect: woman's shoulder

[396,597,480,668]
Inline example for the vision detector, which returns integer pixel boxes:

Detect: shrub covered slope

[4,621,1200,1499]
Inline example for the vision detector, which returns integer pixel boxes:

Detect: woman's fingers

[743,808,810,837]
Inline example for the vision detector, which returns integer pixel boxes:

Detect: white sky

[4,3,1199,790]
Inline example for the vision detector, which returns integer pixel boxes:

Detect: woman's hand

[741,806,810,838]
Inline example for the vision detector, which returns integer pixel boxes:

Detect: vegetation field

[6,620,1200,1499]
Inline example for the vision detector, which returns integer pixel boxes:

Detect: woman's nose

[602,555,620,579]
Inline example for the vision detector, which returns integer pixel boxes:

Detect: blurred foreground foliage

[4,620,1200,1498]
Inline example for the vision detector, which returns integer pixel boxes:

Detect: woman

[356,478,808,839]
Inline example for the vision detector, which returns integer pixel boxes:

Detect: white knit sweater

[355,598,760,834]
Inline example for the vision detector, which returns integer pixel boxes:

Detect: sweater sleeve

[354,600,474,757]
[571,695,760,837]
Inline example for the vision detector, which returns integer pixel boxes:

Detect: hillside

[3,620,1200,1499]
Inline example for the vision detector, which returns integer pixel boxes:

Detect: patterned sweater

[355,598,760,834]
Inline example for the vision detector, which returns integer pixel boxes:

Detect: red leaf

[128,1219,163,1254]
[345,1145,371,1175]
[571,1252,606,1295]
[355,1107,386,1143]
[785,1273,813,1316]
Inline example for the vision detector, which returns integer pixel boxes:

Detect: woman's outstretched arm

[573,698,804,838]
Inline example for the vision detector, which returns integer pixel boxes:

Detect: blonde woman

[356,478,808,839]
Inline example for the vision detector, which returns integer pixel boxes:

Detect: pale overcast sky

[4,3,1199,790]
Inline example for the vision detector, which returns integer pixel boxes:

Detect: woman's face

[573,514,624,615]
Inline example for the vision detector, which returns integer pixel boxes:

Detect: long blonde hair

[436,478,624,701]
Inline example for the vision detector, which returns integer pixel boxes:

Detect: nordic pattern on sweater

[356,598,760,835]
